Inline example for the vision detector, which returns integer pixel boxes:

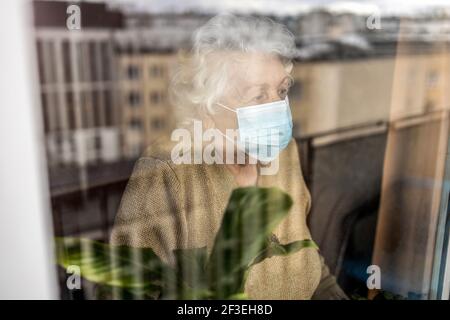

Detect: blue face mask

[216,97,293,162]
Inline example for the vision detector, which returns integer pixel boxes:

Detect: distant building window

[62,41,73,84]
[128,91,141,107]
[95,135,102,151]
[101,42,112,81]
[150,91,163,105]
[89,42,99,82]
[129,118,143,131]
[104,90,114,126]
[41,93,50,133]
[66,91,76,130]
[77,42,89,83]
[151,118,166,130]
[44,41,57,84]
[427,71,439,88]
[149,65,164,78]
[127,64,140,80]
[36,40,45,84]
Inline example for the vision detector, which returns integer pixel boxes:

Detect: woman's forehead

[229,52,288,87]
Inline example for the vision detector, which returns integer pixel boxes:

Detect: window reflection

[32,0,450,300]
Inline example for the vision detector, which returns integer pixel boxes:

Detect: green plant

[55,187,318,299]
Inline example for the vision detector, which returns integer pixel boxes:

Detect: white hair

[169,14,296,127]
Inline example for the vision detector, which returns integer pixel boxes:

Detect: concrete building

[290,49,450,141]
[34,1,208,164]
[116,52,177,158]
[34,1,123,167]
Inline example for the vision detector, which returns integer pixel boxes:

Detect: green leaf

[227,292,249,300]
[55,187,318,300]
[55,237,176,298]
[172,247,210,299]
[250,239,319,267]
[207,187,293,299]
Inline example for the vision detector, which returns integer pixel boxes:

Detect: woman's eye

[252,93,266,103]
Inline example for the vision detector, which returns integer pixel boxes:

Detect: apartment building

[34,1,123,167]
[33,1,198,165]
[290,47,450,140]
[115,52,177,158]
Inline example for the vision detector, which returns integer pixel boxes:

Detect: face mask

[216,97,293,162]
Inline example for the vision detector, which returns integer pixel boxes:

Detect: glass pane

[27,0,450,300]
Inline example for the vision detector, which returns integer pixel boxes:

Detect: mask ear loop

[215,102,247,162]
[216,102,237,113]
[215,102,238,142]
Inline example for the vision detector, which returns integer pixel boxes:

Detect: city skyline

[98,0,450,16]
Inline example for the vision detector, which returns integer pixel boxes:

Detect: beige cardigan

[110,138,347,300]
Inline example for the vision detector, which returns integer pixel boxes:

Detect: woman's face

[211,52,293,134]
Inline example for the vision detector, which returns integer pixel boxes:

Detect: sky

[102,0,450,16]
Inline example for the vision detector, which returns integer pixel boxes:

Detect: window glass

[30,0,450,300]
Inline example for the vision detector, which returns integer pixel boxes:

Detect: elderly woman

[111,14,347,300]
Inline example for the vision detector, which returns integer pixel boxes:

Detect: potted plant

[55,187,318,300]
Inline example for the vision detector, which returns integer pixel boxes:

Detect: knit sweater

[110,138,348,300]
